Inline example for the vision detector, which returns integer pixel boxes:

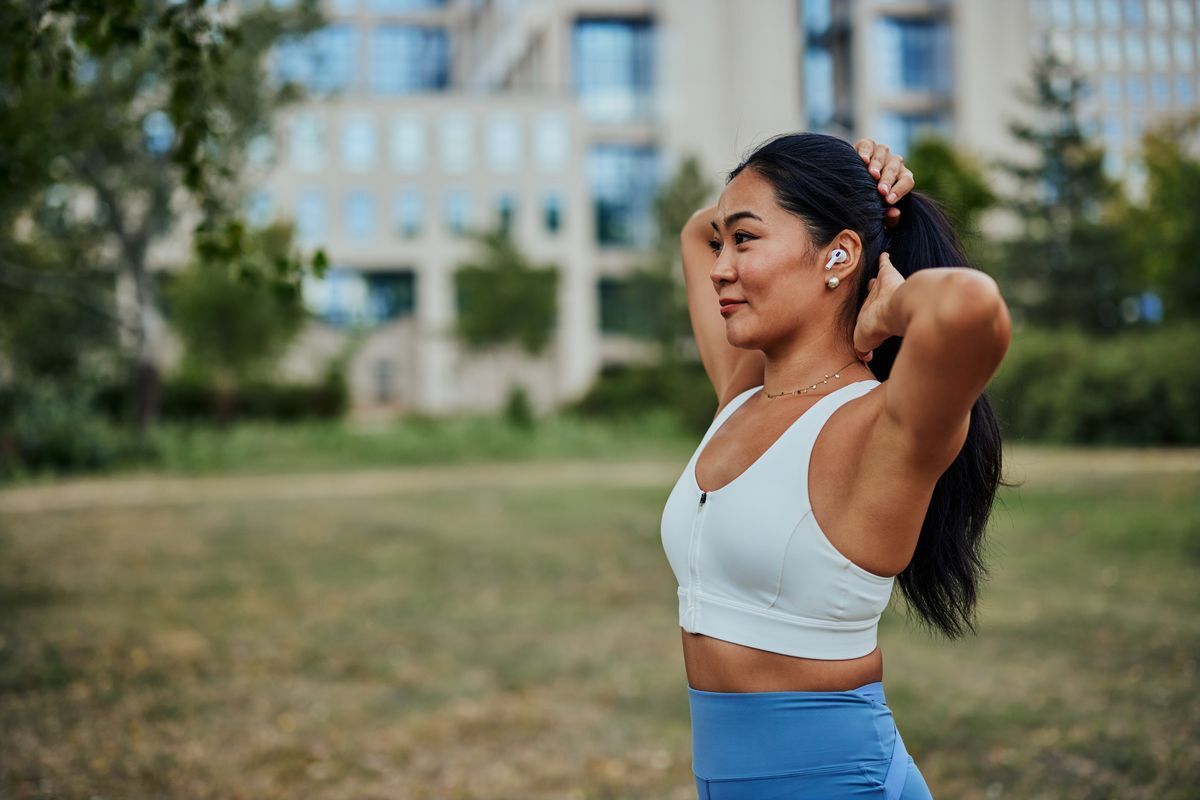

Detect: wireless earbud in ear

[823,248,848,271]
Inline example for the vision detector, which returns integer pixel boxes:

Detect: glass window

[289,113,327,171]
[345,190,377,240]
[486,113,523,173]
[1174,33,1195,68]
[587,144,659,248]
[495,192,517,235]
[572,18,656,123]
[1101,33,1123,67]
[1148,34,1170,68]
[1148,0,1171,25]
[247,132,275,167]
[875,112,952,155]
[393,189,423,238]
[1126,74,1146,103]
[341,114,377,172]
[1100,0,1122,26]
[1075,0,1098,26]
[296,189,326,247]
[439,112,474,173]
[1124,0,1145,25]
[1175,74,1195,104]
[804,0,832,34]
[1151,72,1171,104]
[331,0,359,12]
[805,47,835,128]
[302,268,416,328]
[1124,31,1146,69]
[533,112,570,173]
[875,17,953,94]
[273,25,357,94]
[142,110,174,156]
[367,0,448,10]
[1051,0,1074,24]
[1075,33,1099,68]
[1103,72,1123,103]
[369,25,449,94]
[1172,0,1193,25]
[389,114,426,172]
[542,193,563,235]
[444,189,472,235]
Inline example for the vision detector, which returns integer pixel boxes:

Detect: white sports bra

[659,379,895,660]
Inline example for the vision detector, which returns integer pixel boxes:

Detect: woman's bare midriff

[681,629,883,692]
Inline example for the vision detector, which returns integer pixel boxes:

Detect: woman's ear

[828,230,864,276]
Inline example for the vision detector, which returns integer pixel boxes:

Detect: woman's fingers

[854,138,875,163]
[888,167,915,204]
[868,142,890,179]
[878,155,904,199]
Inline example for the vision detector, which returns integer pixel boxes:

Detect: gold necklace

[763,358,862,398]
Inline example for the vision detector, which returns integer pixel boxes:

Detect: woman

[660,133,1011,799]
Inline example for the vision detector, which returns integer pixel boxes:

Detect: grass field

[1,444,1197,799]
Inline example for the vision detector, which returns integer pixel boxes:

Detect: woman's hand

[853,252,906,363]
[853,138,915,227]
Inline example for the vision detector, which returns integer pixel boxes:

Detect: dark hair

[728,131,1010,640]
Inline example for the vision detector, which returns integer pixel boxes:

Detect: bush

[988,324,1200,445]
[504,384,534,430]
[565,362,717,436]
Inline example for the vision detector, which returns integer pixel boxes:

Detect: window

[1151,72,1171,104]
[1148,0,1171,26]
[1175,74,1195,104]
[572,18,655,122]
[393,189,423,238]
[875,17,953,94]
[1172,0,1193,25]
[1124,32,1146,69]
[290,113,327,171]
[367,0,448,11]
[1075,33,1099,68]
[444,189,472,235]
[1125,74,1146,104]
[302,268,416,328]
[876,112,952,155]
[1124,0,1145,26]
[1149,34,1171,68]
[374,358,394,404]
[273,25,357,94]
[439,112,474,174]
[1103,72,1122,103]
[1174,33,1195,68]
[486,113,523,173]
[341,114,377,172]
[1075,0,1098,26]
[1100,0,1122,26]
[142,110,174,156]
[805,0,832,34]
[368,25,449,94]
[542,193,563,235]
[1101,33,1122,67]
[587,144,659,248]
[247,132,275,167]
[805,47,835,128]
[1051,0,1074,25]
[533,112,570,173]
[495,192,517,235]
[598,277,657,335]
[296,189,327,247]
[390,113,426,172]
[345,190,377,240]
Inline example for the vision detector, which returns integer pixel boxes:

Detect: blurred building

[143,0,1200,416]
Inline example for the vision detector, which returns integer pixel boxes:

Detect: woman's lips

[719,302,746,316]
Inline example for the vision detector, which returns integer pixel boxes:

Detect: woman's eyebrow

[710,211,764,232]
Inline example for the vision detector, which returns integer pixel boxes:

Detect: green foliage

[1123,113,1200,322]
[157,366,347,423]
[162,221,310,387]
[904,135,996,260]
[453,228,559,355]
[996,52,1131,331]
[565,361,717,437]
[503,385,535,430]
[988,325,1200,445]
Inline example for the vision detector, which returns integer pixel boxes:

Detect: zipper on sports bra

[686,490,708,627]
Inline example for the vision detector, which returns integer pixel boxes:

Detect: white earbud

[824,248,848,271]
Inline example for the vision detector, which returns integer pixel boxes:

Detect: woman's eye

[707,238,721,253]
[733,232,754,245]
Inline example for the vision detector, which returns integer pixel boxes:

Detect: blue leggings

[689,680,933,799]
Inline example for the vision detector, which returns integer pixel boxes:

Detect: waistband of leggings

[687,679,886,705]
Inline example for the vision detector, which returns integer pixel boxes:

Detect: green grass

[0,447,1197,799]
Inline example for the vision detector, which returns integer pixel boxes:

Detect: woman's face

[709,168,837,352]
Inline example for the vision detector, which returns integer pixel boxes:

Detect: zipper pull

[699,491,707,505]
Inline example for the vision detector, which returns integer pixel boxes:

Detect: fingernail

[879,182,888,192]
[887,193,897,203]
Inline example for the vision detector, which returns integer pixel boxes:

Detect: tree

[622,154,715,367]
[0,0,325,435]
[904,134,996,262]
[453,228,559,356]
[996,51,1129,331]
[1124,112,1200,322]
